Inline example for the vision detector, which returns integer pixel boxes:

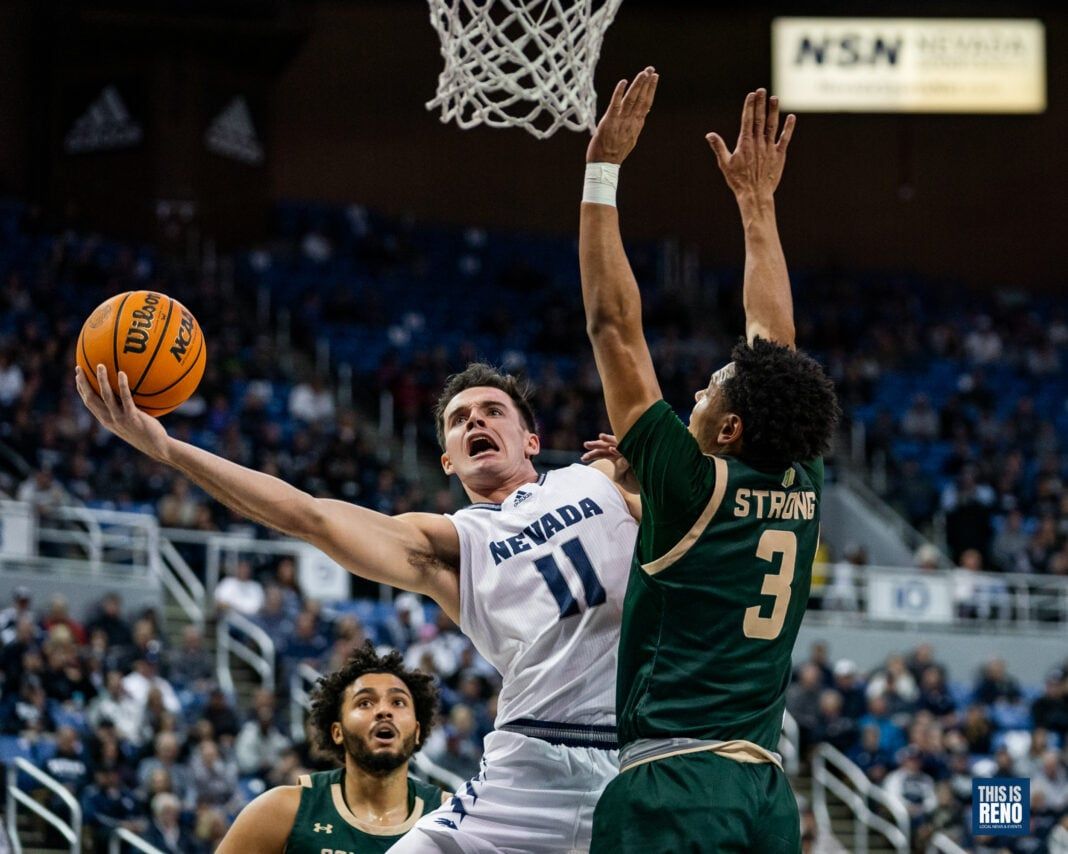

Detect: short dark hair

[433,362,538,449]
[721,337,840,469]
[308,642,439,765]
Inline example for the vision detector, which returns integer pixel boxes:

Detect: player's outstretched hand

[75,365,171,462]
[582,432,639,494]
[706,88,795,201]
[586,67,659,165]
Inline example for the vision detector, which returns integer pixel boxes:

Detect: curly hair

[433,362,538,449]
[308,642,439,766]
[720,337,841,469]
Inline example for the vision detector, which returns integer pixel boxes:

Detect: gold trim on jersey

[641,456,728,575]
[620,739,783,773]
[329,785,425,836]
[298,774,312,788]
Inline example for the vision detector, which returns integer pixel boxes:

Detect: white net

[426,0,624,140]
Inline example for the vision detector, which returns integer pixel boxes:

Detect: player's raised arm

[74,365,461,619]
[579,67,663,439]
[706,88,797,350]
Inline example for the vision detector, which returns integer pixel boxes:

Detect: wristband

[583,162,620,207]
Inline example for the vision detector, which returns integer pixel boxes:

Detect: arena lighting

[772,18,1046,113]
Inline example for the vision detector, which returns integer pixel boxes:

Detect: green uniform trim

[285,768,444,853]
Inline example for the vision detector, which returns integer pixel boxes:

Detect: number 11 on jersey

[533,537,606,619]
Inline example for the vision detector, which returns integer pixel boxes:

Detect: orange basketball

[76,290,207,417]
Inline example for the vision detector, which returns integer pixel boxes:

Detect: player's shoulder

[301,767,343,788]
[410,775,448,809]
[216,782,304,853]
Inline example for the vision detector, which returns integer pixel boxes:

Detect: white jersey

[448,464,638,727]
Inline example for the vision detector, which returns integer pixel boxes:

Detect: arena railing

[216,609,276,697]
[927,832,968,854]
[5,757,82,854]
[108,828,165,854]
[810,564,1068,630]
[780,709,800,777]
[812,742,910,854]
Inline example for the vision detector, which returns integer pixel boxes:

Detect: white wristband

[583,162,620,207]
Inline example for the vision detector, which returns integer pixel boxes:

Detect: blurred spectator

[123,649,182,727]
[0,586,36,643]
[143,792,199,854]
[823,546,864,612]
[167,625,214,695]
[813,690,859,752]
[883,748,937,826]
[1031,670,1068,738]
[974,658,1022,705]
[86,669,141,746]
[954,550,1011,620]
[960,704,994,755]
[383,592,426,652]
[866,655,919,708]
[43,725,90,797]
[282,609,330,673]
[901,394,939,440]
[831,659,867,721]
[188,739,242,812]
[214,560,265,616]
[1,675,53,735]
[787,664,825,751]
[991,510,1030,572]
[234,706,291,778]
[289,374,336,423]
[16,466,66,513]
[85,592,134,651]
[137,732,192,806]
[40,594,87,645]
[1031,750,1068,812]
[157,478,202,528]
[848,724,894,784]
[201,689,241,742]
[916,667,956,722]
[255,585,295,640]
[81,763,145,850]
[273,557,303,619]
[0,616,40,687]
[1016,728,1054,779]
[859,695,905,756]
[942,470,996,564]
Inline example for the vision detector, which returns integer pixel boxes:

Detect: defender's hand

[75,365,171,462]
[706,88,795,202]
[582,433,639,494]
[586,67,659,165]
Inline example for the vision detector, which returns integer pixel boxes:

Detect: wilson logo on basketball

[170,310,194,363]
[122,292,162,354]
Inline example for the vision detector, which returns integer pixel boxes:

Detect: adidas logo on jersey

[313,822,333,833]
[513,490,532,507]
[64,86,143,154]
[205,96,264,165]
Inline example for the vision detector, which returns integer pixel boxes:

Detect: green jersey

[285,768,444,853]
[615,400,822,752]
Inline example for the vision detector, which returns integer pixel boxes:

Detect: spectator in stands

[41,627,95,707]
[188,738,242,813]
[0,615,40,688]
[814,689,859,753]
[866,654,919,708]
[901,393,939,440]
[157,478,203,528]
[916,666,957,723]
[281,608,330,675]
[234,705,291,778]
[0,586,35,644]
[942,468,996,563]
[167,625,214,698]
[86,669,141,747]
[39,594,87,645]
[991,509,1030,572]
[906,643,947,685]
[823,545,863,612]
[324,614,367,672]
[974,658,1022,705]
[201,688,240,742]
[143,791,199,854]
[831,659,867,721]
[255,584,294,641]
[43,725,90,797]
[85,592,133,652]
[848,723,893,784]
[1,674,53,735]
[954,549,1011,620]
[859,694,906,756]
[16,465,66,513]
[960,704,994,755]
[1032,670,1068,738]
[289,373,336,423]
[1017,728,1054,779]
[123,648,182,735]
[383,591,426,652]
[272,557,303,619]
[81,762,145,850]
[883,747,937,827]
[138,732,192,806]
[428,704,482,781]
[1031,750,1068,813]
[214,559,265,616]
[787,663,825,751]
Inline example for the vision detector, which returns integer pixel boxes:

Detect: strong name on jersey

[616,401,822,752]
[286,769,443,853]
[448,464,638,727]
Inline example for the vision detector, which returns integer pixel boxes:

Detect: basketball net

[426,0,623,140]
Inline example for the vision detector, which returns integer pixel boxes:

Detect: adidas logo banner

[64,86,143,154]
[205,96,264,165]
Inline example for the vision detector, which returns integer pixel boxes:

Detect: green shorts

[591,750,800,854]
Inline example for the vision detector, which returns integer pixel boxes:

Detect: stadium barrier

[216,609,276,696]
[927,831,969,854]
[108,828,165,854]
[812,742,909,854]
[5,757,81,854]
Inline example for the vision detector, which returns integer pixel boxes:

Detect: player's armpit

[215,785,300,854]
[586,458,642,521]
[307,502,461,620]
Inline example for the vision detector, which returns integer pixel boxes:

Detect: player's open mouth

[467,435,499,457]
[371,724,397,744]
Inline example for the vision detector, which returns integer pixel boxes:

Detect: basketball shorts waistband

[618,737,783,773]
[497,718,619,750]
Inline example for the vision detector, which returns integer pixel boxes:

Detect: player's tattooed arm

[580,67,664,439]
[706,89,797,350]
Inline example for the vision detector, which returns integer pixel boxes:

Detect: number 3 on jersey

[743,529,797,641]
[533,537,606,619]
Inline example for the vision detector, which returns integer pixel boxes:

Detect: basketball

[76,290,206,417]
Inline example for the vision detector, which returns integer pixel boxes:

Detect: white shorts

[387,730,619,854]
